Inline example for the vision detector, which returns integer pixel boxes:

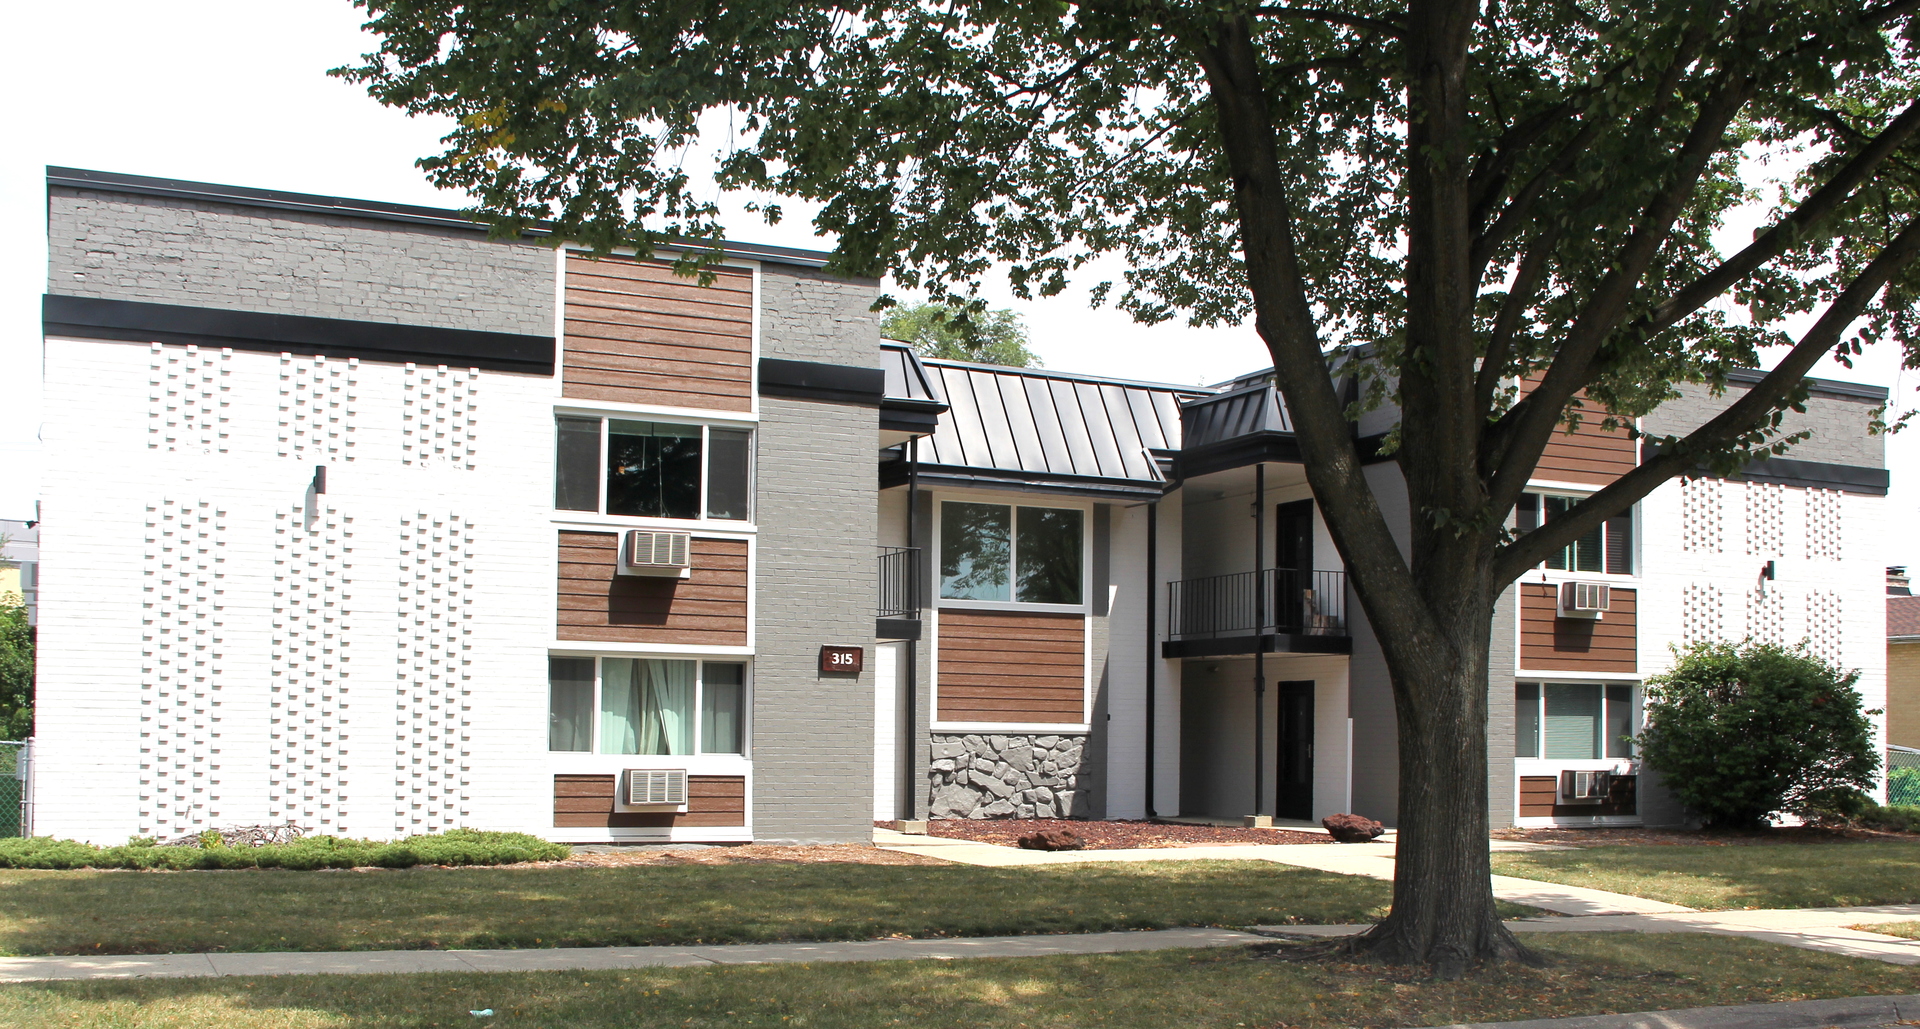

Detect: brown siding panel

[563,256,753,411]
[936,609,1086,723]
[1520,378,1639,486]
[556,531,749,645]
[553,774,747,828]
[1518,774,1638,818]
[1519,585,1636,673]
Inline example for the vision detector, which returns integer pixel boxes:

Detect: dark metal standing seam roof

[880,342,945,406]
[917,359,1204,488]
[1179,383,1295,450]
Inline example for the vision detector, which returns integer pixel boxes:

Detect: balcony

[1163,569,1351,658]
[877,546,922,640]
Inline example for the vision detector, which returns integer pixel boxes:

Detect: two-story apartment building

[32,167,1892,844]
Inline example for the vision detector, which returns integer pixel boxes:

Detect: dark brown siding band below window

[1519,585,1637,673]
[1518,774,1638,818]
[936,609,1086,724]
[554,774,747,828]
[563,255,754,411]
[556,531,749,645]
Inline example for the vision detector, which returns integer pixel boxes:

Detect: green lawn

[4,934,1917,1028]
[0,861,1402,956]
[1491,842,1920,910]
[1849,922,1920,940]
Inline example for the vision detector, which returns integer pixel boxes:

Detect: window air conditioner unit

[620,531,692,577]
[619,769,689,811]
[1558,580,1610,619]
[1560,769,1610,804]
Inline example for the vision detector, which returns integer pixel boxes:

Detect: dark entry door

[1275,680,1314,821]
[1273,500,1314,632]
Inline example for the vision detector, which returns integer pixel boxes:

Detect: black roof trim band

[44,294,555,375]
[1644,447,1889,495]
[758,358,886,406]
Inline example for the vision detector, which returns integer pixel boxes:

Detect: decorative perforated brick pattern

[1746,585,1786,646]
[139,499,227,837]
[1805,489,1843,562]
[148,343,231,453]
[271,504,353,832]
[393,512,472,834]
[278,354,359,461]
[1745,482,1785,557]
[402,365,479,470]
[1682,583,1725,643]
[1681,477,1723,553]
[1807,590,1844,666]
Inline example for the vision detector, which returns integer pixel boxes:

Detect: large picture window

[555,416,752,521]
[1515,682,1634,760]
[1517,493,1632,574]
[548,656,747,755]
[939,501,1083,605]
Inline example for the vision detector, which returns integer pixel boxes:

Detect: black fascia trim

[44,294,555,375]
[1643,447,1889,495]
[758,358,886,406]
[1175,430,1395,482]
[876,617,923,641]
[907,466,1165,501]
[47,166,838,268]
[1161,633,1353,658]
[1724,366,1889,402]
[879,408,942,435]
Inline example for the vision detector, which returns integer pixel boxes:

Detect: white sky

[6,1,1917,573]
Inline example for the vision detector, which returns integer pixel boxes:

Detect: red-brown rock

[1322,813,1385,843]
[1016,828,1087,851]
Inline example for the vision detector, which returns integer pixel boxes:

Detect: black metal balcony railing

[1166,569,1348,640]
[877,546,922,620]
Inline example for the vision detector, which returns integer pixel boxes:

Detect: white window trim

[546,653,754,760]
[931,493,1094,613]
[555,401,758,426]
[1519,488,1639,579]
[552,413,756,528]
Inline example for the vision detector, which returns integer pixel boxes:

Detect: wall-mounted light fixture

[310,465,327,495]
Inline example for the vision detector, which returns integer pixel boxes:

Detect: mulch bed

[537,844,947,867]
[922,818,1334,849]
[1492,825,1920,847]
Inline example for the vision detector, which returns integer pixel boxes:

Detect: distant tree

[881,302,1040,368]
[1638,640,1879,830]
[0,596,29,741]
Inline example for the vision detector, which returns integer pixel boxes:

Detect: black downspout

[1253,463,1266,818]
[1145,498,1158,819]
[903,438,920,820]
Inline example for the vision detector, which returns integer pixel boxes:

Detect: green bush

[1854,802,1920,834]
[1638,640,1879,830]
[0,828,569,870]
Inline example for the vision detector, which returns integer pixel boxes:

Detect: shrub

[1638,640,1879,830]
[0,829,569,870]
[1856,802,1920,834]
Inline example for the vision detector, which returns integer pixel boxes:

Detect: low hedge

[1855,803,1920,834]
[0,829,570,870]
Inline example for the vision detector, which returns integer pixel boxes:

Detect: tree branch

[1472,218,1566,439]
[1252,5,1405,35]
[1491,215,1920,585]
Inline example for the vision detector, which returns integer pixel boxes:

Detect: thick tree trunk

[1350,586,1537,974]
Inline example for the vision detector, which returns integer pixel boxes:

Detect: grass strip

[1848,921,1920,940]
[0,860,1395,956]
[1491,842,1920,910]
[3,934,1918,1028]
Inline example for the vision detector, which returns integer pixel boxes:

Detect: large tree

[339,0,1920,971]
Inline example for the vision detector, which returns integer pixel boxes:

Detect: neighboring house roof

[1892,595,1920,641]
[913,358,1206,496]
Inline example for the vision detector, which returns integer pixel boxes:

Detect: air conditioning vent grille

[622,531,692,570]
[1559,580,1611,615]
[1560,769,1610,802]
[624,769,689,807]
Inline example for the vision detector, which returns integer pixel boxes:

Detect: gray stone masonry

[759,264,885,365]
[46,187,554,337]
[928,733,1088,819]
[1643,380,1885,469]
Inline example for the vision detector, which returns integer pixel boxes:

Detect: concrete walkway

[0,927,1267,983]
[1414,992,1920,1029]
[875,830,1691,917]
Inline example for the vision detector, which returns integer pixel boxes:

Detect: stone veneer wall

[928,733,1087,819]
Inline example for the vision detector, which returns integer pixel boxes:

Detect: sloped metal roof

[1180,383,1294,450]
[880,342,945,407]
[918,359,1205,485]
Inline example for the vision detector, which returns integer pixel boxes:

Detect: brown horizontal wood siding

[556,531,748,645]
[553,774,747,828]
[936,609,1086,723]
[1519,584,1636,673]
[564,255,753,411]
[1518,774,1638,818]
[1520,379,1638,486]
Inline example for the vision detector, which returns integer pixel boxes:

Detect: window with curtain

[1516,681,1636,760]
[939,501,1083,604]
[546,657,749,755]
[1516,494,1633,574]
[553,415,753,521]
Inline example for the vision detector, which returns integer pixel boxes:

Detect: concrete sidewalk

[1413,992,1920,1029]
[0,927,1268,983]
[875,830,1691,917]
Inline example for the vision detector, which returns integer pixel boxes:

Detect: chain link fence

[1889,746,1920,808]
[0,742,23,837]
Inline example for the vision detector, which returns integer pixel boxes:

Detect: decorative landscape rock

[928,733,1086,819]
[1322,812,1385,843]
[1017,828,1086,851]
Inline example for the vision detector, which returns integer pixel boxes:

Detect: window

[554,416,752,521]
[939,501,1083,605]
[547,656,747,755]
[1517,493,1632,574]
[1515,682,1634,760]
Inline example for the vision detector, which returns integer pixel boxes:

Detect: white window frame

[1514,679,1639,766]
[546,653,754,763]
[1518,487,1639,581]
[932,493,1093,615]
[552,408,756,530]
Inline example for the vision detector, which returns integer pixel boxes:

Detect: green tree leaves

[880,302,1039,367]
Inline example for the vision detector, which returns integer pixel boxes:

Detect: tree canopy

[881,302,1040,366]
[339,0,1920,971]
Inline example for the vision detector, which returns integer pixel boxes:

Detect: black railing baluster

[876,546,921,619]
[1162,568,1346,640]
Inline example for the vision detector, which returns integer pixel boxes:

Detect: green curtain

[639,659,695,755]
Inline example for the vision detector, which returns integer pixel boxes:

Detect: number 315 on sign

[818,646,864,675]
